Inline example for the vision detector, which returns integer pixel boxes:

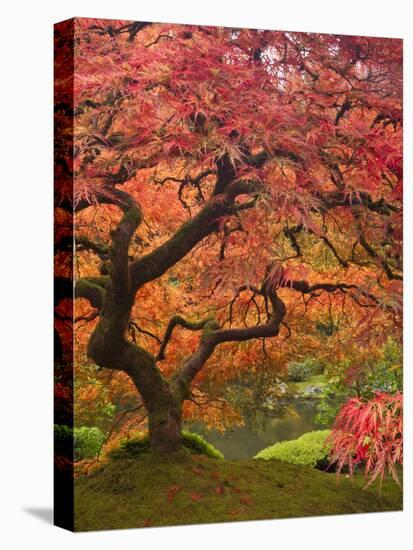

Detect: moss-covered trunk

[148,401,183,454]
[81,184,287,459]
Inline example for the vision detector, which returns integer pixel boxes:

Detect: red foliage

[165,484,181,502]
[54,18,403,441]
[328,393,403,487]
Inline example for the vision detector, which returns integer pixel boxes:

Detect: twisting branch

[175,282,286,394]
[75,235,109,259]
[157,315,216,361]
[320,235,349,268]
[145,34,173,48]
[154,169,216,187]
[105,189,142,311]
[284,223,349,267]
[219,221,243,261]
[55,309,99,325]
[235,195,260,211]
[85,185,174,419]
[319,191,400,216]
[358,233,402,281]
[283,279,396,312]
[209,286,286,345]
[129,321,161,344]
[283,225,303,257]
[129,178,263,290]
[89,21,151,42]
[154,168,216,204]
[75,278,106,309]
[334,99,352,125]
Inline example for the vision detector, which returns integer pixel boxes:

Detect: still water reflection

[188,399,324,460]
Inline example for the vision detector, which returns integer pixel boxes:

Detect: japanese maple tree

[54,19,402,454]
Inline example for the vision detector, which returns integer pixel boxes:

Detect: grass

[74,453,402,531]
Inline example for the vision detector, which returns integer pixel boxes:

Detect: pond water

[188,398,326,460]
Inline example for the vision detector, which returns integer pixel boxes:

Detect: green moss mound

[74,454,402,531]
[109,430,224,460]
[254,430,331,469]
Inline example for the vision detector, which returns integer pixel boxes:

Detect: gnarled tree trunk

[148,399,183,454]
[78,166,288,456]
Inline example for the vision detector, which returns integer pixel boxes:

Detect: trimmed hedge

[254,430,331,469]
[109,430,224,460]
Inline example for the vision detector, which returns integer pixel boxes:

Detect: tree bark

[75,178,286,456]
[148,399,183,454]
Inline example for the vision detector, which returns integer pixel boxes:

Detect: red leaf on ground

[165,484,181,502]
[239,495,254,506]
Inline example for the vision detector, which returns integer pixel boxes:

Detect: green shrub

[55,425,106,461]
[109,430,224,460]
[287,358,317,382]
[254,430,331,469]
[74,426,106,460]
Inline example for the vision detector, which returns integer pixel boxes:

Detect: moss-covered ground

[74,453,402,531]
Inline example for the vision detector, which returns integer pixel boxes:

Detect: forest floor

[74,453,402,531]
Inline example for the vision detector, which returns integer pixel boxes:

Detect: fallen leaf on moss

[165,484,181,502]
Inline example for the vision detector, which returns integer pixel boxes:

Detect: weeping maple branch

[244,145,400,218]
[319,191,400,216]
[283,279,396,312]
